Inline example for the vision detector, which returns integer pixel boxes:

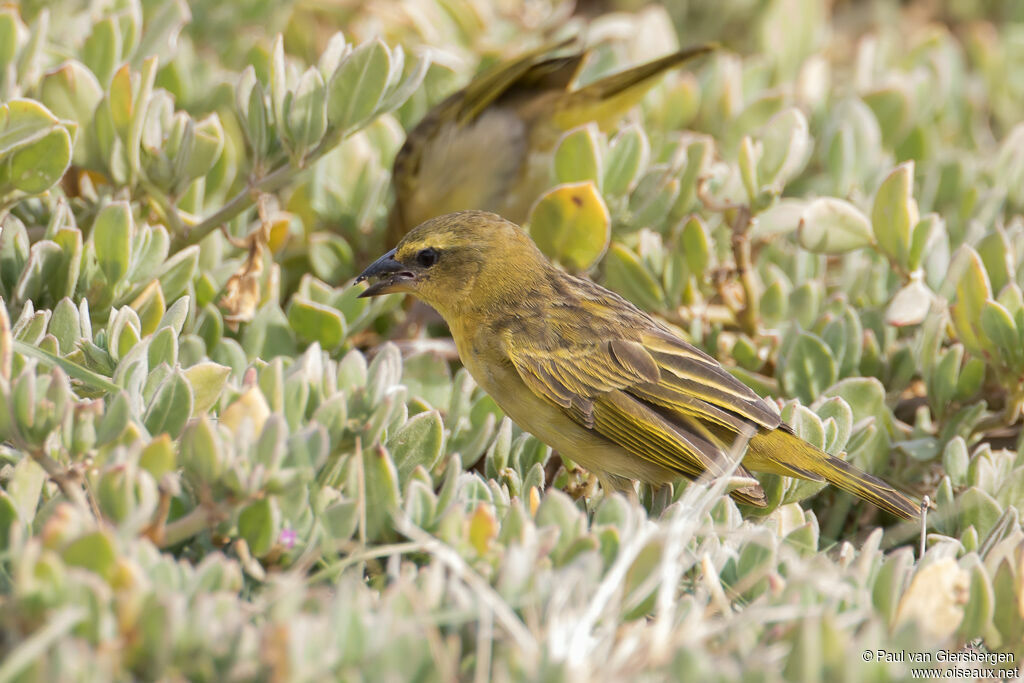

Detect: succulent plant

[1,0,1024,680]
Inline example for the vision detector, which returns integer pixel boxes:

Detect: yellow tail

[556,44,717,130]
[745,427,919,520]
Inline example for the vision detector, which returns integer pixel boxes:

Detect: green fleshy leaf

[327,38,391,132]
[757,107,810,191]
[603,124,648,196]
[7,126,72,194]
[681,215,711,276]
[797,197,873,253]
[885,279,933,327]
[779,332,837,404]
[981,300,1022,369]
[528,181,610,272]
[554,124,602,186]
[92,201,134,287]
[143,369,193,437]
[156,245,199,300]
[871,161,918,267]
[949,246,994,355]
[602,242,666,312]
[387,410,445,484]
[363,446,400,542]
[286,296,346,350]
[283,66,328,158]
[183,361,230,415]
[238,498,281,557]
[308,233,354,283]
[61,530,118,580]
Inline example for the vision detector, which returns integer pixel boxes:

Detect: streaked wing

[504,338,659,427]
[502,321,779,484]
[635,327,781,431]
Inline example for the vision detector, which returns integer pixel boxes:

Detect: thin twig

[29,449,90,514]
[170,128,344,251]
[696,177,758,337]
[390,338,460,360]
[650,503,696,662]
[159,499,233,548]
[306,541,425,584]
[695,175,743,212]
[919,495,930,557]
[568,522,655,665]
[662,303,738,330]
[474,595,495,683]
[0,607,86,681]
[973,393,1023,433]
[168,166,284,250]
[401,576,459,683]
[140,177,187,236]
[729,205,758,337]
[142,485,173,546]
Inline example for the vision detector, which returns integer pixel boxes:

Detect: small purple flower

[279,528,297,549]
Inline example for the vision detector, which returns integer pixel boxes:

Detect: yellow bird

[387,42,716,245]
[357,211,919,519]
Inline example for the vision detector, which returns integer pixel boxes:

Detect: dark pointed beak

[355,248,417,298]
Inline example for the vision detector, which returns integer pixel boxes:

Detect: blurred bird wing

[390,40,583,239]
[454,39,583,123]
[502,328,778,484]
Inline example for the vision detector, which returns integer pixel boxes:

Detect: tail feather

[557,44,717,130]
[745,428,919,520]
[816,452,920,519]
[583,44,717,98]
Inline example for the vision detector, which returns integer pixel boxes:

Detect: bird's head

[356,210,548,318]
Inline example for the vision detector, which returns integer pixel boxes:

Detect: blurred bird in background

[387,40,716,245]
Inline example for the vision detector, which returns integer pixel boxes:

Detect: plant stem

[730,204,758,338]
[170,164,287,250]
[142,486,173,546]
[974,393,1024,433]
[159,500,232,548]
[306,541,425,583]
[170,129,344,251]
[29,448,91,514]
[695,177,759,337]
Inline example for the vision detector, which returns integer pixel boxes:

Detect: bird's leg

[648,483,674,518]
[564,466,592,502]
[601,476,640,509]
[625,483,641,509]
[544,454,565,490]
[580,471,600,518]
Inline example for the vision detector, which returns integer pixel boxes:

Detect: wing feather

[503,328,768,490]
[494,272,915,517]
[457,40,580,123]
[640,328,781,429]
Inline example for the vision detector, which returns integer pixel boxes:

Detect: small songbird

[387,41,715,245]
[357,211,918,519]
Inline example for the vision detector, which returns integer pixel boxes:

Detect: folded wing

[503,327,778,506]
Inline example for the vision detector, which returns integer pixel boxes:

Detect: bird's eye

[416,247,439,268]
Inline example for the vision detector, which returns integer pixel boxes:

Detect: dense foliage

[1,0,1023,679]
